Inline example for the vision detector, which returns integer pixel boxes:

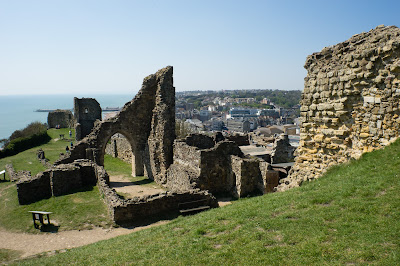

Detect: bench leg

[32,213,39,229]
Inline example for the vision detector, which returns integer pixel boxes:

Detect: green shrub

[0,130,50,158]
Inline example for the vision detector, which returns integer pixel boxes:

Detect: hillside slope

[18,139,400,265]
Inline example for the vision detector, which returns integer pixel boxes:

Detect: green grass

[0,128,75,177]
[104,154,163,188]
[16,139,400,265]
[0,128,113,234]
[0,182,112,233]
[0,249,22,263]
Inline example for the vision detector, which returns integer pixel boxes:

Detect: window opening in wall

[85,108,89,114]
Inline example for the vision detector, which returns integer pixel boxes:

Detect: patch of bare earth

[108,175,165,198]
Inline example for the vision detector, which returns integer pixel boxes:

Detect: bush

[0,123,50,158]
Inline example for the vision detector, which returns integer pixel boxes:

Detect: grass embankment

[0,128,112,234]
[18,139,400,264]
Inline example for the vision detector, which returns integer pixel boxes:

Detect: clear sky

[1,0,399,95]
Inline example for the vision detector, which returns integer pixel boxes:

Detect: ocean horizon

[0,93,137,140]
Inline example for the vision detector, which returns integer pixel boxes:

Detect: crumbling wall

[95,163,218,225]
[74,98,102,141]
[279,25,400,191]
[16,160,98,204]
[231,156,264,198]
[105,135,132,163]
[166,134,274,198]
[146,66,175,184]
[270,134,295,164]
[47,110,74,128]
[55,66,175,183]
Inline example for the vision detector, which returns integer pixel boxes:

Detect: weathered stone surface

[74,98,102,141]
[278,25,400,191]
[56,66,175,183]
[47,109,74,129]
[270,134,295,164]
[16,159,98,204]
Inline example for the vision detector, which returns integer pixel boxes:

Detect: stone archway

[55,66,175,185]
[102,131,144,177]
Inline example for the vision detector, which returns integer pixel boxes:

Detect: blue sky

[1,0,399,95]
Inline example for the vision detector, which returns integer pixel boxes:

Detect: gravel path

[0,221,168,258]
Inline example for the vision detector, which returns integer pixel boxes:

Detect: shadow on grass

[39,224,60,233]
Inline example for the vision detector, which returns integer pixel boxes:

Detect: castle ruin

[279,25,400,191]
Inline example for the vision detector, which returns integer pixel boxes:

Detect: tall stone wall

[279,25,400,191]
[55,66,175,184]
[74,98,102,141]
[147,66,176,184]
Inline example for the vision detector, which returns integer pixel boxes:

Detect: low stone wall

[166,134,280,198]
[5,163,31,182]
[17,172,52,205]
[16,160,98,205]
[95,164,217,224]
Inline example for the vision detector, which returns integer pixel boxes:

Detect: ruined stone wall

[279,25,400,191]
[74,98,102,141]
[231,156,264,198]
[105,135,132,163]
[165,134,276,197]
[95,163,218,225]
[47,110,74,128]
[146,66,175,184]
[16,160,98,204]
[55,66,175,183]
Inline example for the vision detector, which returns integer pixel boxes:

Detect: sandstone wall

[279,25,400,191]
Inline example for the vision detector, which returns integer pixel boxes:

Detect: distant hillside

[178,89,302,109]
[20,138,400,265]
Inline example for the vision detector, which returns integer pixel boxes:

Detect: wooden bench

[29,211,52,228]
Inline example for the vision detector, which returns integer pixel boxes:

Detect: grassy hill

[14,138,400,264]
[0,128,112,234]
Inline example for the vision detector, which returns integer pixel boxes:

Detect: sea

[0,94,137,140]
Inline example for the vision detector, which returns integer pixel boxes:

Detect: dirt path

[109,175,165,198]
[0,221,168,259]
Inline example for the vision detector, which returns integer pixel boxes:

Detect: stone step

[179,205,210,214]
